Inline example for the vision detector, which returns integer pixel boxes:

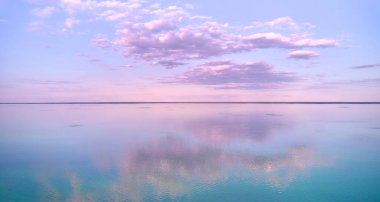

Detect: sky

[0,0,379,102]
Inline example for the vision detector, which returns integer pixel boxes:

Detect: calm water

[0,104,379,202]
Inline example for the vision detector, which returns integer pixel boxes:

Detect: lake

[0,104,379,202]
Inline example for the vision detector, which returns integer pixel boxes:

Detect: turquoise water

[0,104,379,202]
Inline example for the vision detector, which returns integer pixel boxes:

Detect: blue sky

[0,0,379,101]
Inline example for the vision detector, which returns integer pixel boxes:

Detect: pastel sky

[1,0,379,102]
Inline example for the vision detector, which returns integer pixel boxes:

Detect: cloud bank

[166,60,298,89]
[28,0,339,68]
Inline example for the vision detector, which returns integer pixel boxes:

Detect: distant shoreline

[0,102,380,104]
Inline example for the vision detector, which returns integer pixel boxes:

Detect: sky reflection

[0,104,379,201]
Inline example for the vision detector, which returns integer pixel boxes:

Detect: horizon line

[1,102,380,104]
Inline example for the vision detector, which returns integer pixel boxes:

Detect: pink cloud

[288,50,320,59]
[58,0,94,14]
[185,113,289,143]
[64,17,80,28]
[244,17,316,30]
[29,1,339,68]
[113,21,234,68]
[244,33,337,48]
[96,0,141,8]
[252,16,301,30]
[111,21,336,68]
[166,60,298,89]
[105,8,337,68]
[98,10,129,21]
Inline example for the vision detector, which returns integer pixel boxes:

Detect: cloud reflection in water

[0,105,338,201]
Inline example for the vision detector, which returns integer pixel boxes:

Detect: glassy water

[0,104,379,202]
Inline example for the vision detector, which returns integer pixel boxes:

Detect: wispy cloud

[352,63,380,69]
[63,17,80,29]
[0,19,10,24]
[91,35,112,48]
[78,52,102,64]
[31,6,56,18]
[337,78,380,85]
[27,21,50,33]
[251,16,301,30]
[288,50,320,59]
[22,79,79,85]
[165,60,298,89]
[243,17,316,30]
[307,78,380,90]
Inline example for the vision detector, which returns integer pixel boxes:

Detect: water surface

[0,104,379,201]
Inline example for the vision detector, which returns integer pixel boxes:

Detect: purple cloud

[352,63,380,69]
[114,21,234,65]
[112,21,336,68]
[28,1,339,68]
[288,50,320,59]
[166,60,298,89]
[107,11,337,67]
[152,60,186,69]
